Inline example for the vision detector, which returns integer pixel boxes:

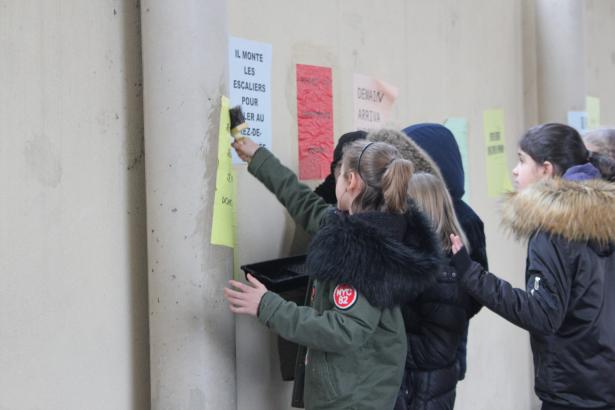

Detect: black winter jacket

[396,256,481,410]
[452,177,615,409]
[379,125,485,410]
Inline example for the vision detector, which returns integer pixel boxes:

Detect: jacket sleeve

[257,291,381,353]
[451,232,571,335]
[248,148,332,236]
[470,243,489,272]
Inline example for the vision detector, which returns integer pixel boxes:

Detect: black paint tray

[240,255,309,293]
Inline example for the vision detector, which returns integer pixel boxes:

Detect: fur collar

[500,178,615,244]
[306,208,442,308]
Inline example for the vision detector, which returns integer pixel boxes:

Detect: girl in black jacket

[394,172,481,410]
[403,123,489,383]
[451,123,615,410]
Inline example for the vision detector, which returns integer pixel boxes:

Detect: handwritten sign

[296,64,334,180]
[483,109,513,197]
[353,74,398,130]
[211,96,236,248]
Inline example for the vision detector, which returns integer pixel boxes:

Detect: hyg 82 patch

[333,284,358,310]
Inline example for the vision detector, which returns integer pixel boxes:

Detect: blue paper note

[444,118,470,202]
[567,111,587,133]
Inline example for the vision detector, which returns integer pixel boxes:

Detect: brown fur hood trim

[500,178,615,243]
[368,129,444,178]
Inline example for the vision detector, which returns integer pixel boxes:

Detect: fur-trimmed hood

[501,178,615,244]
[306,207,443,308]
[315,129,444,205]
[368,129,444,179]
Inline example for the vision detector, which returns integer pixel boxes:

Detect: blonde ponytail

[382,158,414,213]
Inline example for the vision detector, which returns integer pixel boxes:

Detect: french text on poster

[228,37,272,163]
[353,74,398,131]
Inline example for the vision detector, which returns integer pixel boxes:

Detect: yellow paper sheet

[586,96,600,130]
[211,96,236,248]
[483,109,513,197]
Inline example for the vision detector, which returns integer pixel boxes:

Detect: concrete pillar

[535,0,586,122]
[140,1,236,409]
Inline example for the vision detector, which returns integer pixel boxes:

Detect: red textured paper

[296,64,334,180]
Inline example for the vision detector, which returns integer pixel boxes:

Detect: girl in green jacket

[224,139,442,410]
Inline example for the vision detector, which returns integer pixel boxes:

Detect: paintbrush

[229,105,248,140]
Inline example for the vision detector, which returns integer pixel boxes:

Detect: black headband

[357,142,375,181]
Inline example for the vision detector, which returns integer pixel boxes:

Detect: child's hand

[450,234,464,254]
[223,273,268,316]
[231,137,260,163]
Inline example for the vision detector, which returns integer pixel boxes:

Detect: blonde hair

[407,172,470,252]
[342,140,414,214]
[584,128,615,161]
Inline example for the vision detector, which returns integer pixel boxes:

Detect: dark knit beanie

[330,131,368,174]
[314,130,368,204]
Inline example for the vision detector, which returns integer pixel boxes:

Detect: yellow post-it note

[586,96,600,130]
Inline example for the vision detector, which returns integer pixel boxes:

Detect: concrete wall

[1,0,615,409]
[0,1,149,409]
[583,0,615,127]
[533,0,615,126]
[229,1,532,409]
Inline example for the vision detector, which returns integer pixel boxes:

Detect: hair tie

[357,142,375,181]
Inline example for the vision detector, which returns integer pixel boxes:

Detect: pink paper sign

[296,64,334,180]
[353,73,398,131]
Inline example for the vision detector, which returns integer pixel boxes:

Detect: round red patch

[333,284,358,310]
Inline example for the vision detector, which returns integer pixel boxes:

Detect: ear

[347,171,362,193]
[541,161,555,177]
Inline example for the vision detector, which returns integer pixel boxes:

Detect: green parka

[249,148,442,409]
[259,276,406,410]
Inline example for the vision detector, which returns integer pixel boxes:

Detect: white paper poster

[228,37,272,163]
